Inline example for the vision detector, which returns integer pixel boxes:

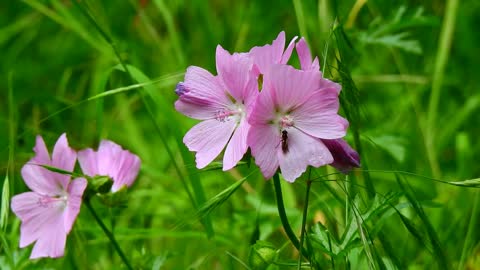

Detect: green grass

[1,0,480,269]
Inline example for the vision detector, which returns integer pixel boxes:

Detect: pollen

[279,115,294,128]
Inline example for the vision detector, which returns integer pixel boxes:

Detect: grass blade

[395,174,449,269]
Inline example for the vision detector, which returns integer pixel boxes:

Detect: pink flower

[247,64,347,182]
[175,45,258,170]
[11,134,87,259]
[249,31,298,75]
[296,38,360,173]
[78,140,141,192]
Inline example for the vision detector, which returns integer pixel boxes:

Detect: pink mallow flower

[247,64,348,182]
[175,45,258,170]
[295,37,360,172]
[78,140,141,192]
[11,134,87,259]
[249,31,298,76]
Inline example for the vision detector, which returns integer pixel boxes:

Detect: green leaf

[395,174,449,269]
[175,172,253,229]
[40,164,76,176]
[358,32,422,54]
[0,175,9,231]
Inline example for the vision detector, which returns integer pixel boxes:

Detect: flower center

[279,114,294,128]
[215,103,246,123]
[37,194,68,208]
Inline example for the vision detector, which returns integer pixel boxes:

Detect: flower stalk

[85,199,133,270]
[272,173,309,258]
[297,169,312,269]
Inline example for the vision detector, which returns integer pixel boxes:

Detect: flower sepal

[89,175,114,194]
[96,185,129,208]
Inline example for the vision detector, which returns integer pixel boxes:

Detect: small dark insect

[281,130,289,153]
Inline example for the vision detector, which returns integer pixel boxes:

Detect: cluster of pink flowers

[175,31,360,182]
[11,133,140,259]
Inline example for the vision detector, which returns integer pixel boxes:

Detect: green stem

[458,190,480,270]
[426,0,459,178]
[272,173,309,258]
[85,200,133,270]
[297,172,312,269]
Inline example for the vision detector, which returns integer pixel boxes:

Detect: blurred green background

[1,0,480,269]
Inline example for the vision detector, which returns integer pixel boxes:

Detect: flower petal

[174,99,223,120]
[97,140,123,179]
[111,150,141,192]
[216,45,255,102]
[248,82,276,125]
[280,36,298,64]
[31,136,50,165]
[64,177,87,232]
[21,163,61,196]
[223,119,250,171]
[11,192,66,252]
[51,133,76,174]
[266,64,321,111]
[322,139,360,173]
[179,66,231,107]
[77,148,99,177]
[296,37,320,71]
[319,78,341,94]
[184,119,237,169]
[278,128,333,182]
[247,124,280,179]
[291,87,347,139]
[249,31,286,75]
[51,133,76,190]
[30,219,66,259]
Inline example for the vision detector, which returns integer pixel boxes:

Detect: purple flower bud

[322,139,360,173]
[175,82,188,97]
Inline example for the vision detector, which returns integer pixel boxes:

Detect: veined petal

[97,140,123,179]
[29,211,66,259]
[111,151,141,192]
[296,38,316,70]
[319,78,341,94]
[175,99,224,120]
[11,192,66,250]
[51,133,76,174]
[50,133,76,190]
[184,119,237,169]
[266,64,321,111]
[247,124,280,179]
[248,84,276,125]
[180,66,231,107]
[31,136,50,165]
[278,128,333,182]
[64,177,87,232]
[291,88,347,139]
[77,148,99,177]
[280,36,298,64]
[21,163,61,196]
[249,31,288,75]
[223,119,250,171]
[216,45,255,102]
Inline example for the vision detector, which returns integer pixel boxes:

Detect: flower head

[78,140,141,192]
[11,134,87,259]
[175,45,258,170]
[247,64,347,182]
[295,37,360,173]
